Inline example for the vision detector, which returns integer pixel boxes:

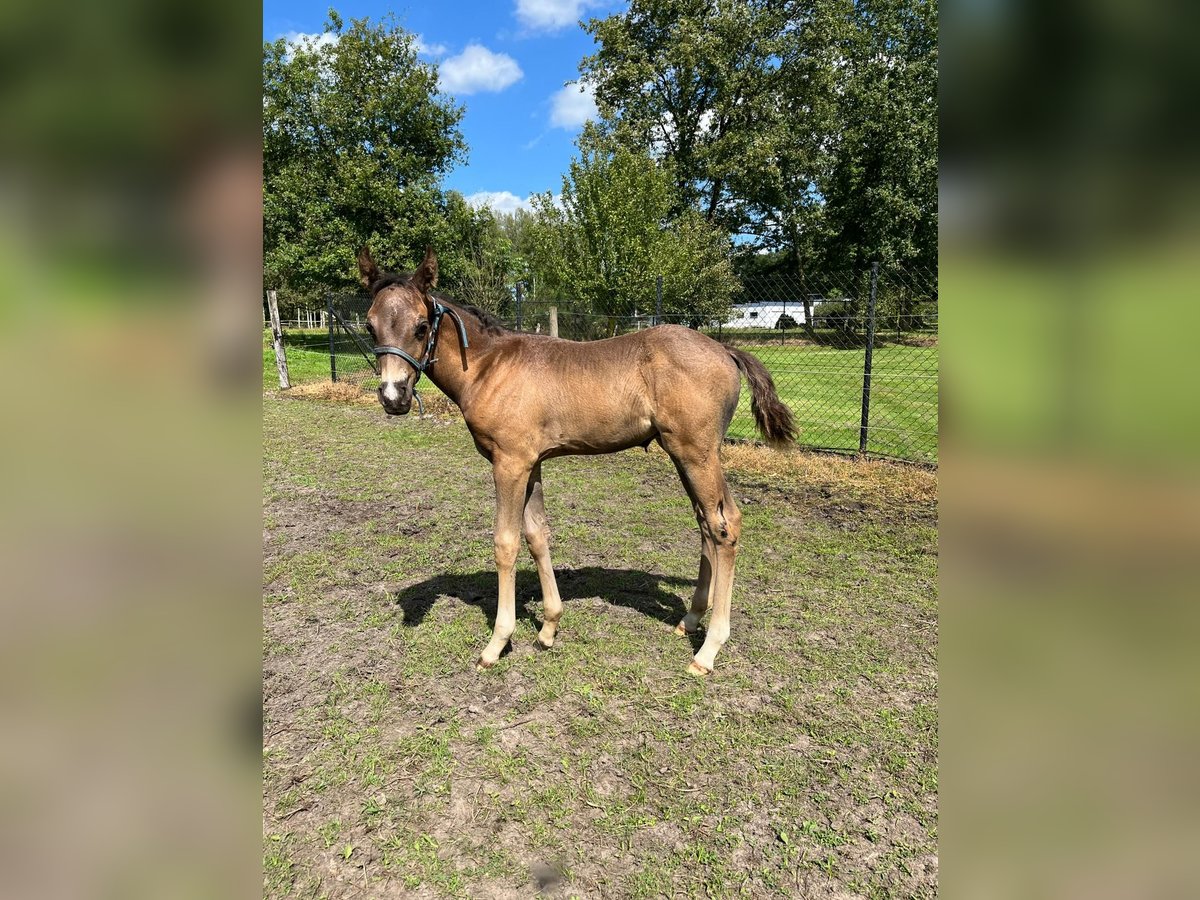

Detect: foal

[360,247,796,675]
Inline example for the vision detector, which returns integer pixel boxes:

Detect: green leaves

[820,0,938,272]
[581,0,938,277]
[583,0,782,223]
[526,134,738,324]
[263,13,466,295]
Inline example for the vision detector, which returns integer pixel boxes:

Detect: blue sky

[264,1,624,214]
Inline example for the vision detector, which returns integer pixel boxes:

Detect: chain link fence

[277,263,937,463]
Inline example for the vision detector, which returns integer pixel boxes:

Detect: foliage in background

[820,0,938,273]
[261,3,936,324]
[264,12,471,300]
[582,0,783,225]
[526,128,738,325]
[581,0,938,282]
[451,207,518,316]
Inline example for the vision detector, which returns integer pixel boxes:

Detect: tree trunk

[705,179,723,223]
[790,238,816,339]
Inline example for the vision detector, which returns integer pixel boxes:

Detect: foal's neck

[424,300,500,407]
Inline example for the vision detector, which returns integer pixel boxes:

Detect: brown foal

[359,247,796,675]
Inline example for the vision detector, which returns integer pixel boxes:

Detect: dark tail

[727,348,797,448]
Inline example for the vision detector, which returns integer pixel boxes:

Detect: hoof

[674,622,696,637]
[536,623,558,650]
[533,637,552,652]
[476,656,496,672]
[687,660,711,677]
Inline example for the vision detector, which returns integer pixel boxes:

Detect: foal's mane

[368,272,510,336]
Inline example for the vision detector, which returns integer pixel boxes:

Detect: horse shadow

[388,566,701,650]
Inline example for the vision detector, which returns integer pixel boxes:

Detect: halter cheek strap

[373,301,470,384]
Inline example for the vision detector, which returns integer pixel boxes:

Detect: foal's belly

[544,409,656,457]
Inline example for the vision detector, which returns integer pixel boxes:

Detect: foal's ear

[412,246,438,292]
[356,246,381,290]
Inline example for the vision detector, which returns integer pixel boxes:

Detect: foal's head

[357,246,439,416]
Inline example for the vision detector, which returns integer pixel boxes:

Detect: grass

[263,396,938,898]
[263,330,334,388]
[723,342,938,462]
[265,328,939,463]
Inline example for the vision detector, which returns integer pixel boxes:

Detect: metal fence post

[655,275,663,325]
[858,262,879,454]
[327,293,338,383]
[515,281,524,332]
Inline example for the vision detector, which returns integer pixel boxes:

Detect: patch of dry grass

[279,380,465,422]
[414,390,461,420]
[280,381,377,406]
[720,442,938,508]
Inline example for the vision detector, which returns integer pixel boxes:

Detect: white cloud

[464,191,536,215]
[550,81,597,130]
[415,35,448,57]
[438,44,523,95]
[515,0,597,32]
[281,31,339,59]
[281,30,447,62]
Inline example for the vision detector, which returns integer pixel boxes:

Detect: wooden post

[548,305,558,338]
[266,290,291,389]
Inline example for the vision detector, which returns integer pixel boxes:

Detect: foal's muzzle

[378,380,413,415]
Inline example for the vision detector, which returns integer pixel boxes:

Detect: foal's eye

[415,322,429,338]
[365,323,376,339]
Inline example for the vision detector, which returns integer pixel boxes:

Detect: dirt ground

[264,397,937,898]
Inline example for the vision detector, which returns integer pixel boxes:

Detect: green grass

[264,328,938,462]
[725,342,938,462]
[263,398,938,898]
[263,329,337,388]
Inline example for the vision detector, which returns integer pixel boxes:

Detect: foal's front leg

[477,458,532,670]
[523,464,563,649]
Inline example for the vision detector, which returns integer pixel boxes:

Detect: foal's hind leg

[662,439,743,675]
[688,480,741,675]
[523,464,564,648]
[675,531,715,636]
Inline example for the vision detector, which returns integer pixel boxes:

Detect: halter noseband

[373,301,470,385]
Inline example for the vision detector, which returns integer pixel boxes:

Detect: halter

[373,301,470,385]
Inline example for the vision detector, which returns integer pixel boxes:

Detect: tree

[263,11,466,297]
[731,0,848,333]
[580,0,839,334]
[581,0,781,227]
[526,128,738,327]
[451,204,517,316]
[494,208,540,288]
[580,0,938,293]
[818,0,938,273]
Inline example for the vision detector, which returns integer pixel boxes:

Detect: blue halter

[373,301,470,385]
